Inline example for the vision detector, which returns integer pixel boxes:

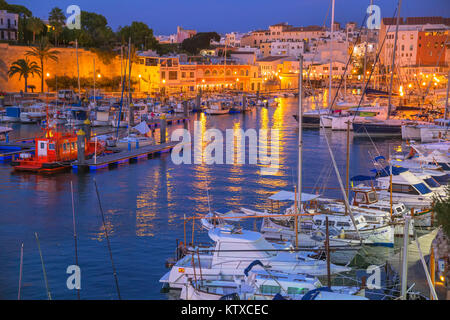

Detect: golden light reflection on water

[253,100,289,208]
[191,113,214,215]
[224,121,244,200]
[135,162,176,236]
[135,169,160,237]
[92,213,116,241]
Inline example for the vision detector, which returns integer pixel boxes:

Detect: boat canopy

[371,166,409,177]
[268,190,320,202]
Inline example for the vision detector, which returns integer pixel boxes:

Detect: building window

[168,71,177,80]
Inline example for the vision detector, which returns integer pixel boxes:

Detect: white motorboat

[205,101,230,115]
[160,227,351,290]
[20,103,46,123]
[180,267,366,300]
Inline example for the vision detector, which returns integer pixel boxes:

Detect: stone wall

[0,43,122,92]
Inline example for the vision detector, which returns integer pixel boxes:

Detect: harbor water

[0,97,422,299]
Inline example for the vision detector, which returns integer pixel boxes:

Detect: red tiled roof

[382,16,450,26]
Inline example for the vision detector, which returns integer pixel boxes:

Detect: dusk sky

[12,0,450,35]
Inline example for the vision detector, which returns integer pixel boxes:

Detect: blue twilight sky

[11,0,450,35]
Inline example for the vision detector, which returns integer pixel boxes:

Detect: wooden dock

[72,141,178,172]
[0,142,35,162]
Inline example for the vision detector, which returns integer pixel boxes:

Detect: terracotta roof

[382,16,450,26]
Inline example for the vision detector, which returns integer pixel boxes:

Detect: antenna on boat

[35,232,52,300]
[93,179,122,300]
[18,242,23,300]
[70,181,80,300]
[386,0,402,120]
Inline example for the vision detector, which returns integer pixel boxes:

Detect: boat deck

[72,141,178,172]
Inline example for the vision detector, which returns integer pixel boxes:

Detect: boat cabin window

[367,192,377,203]
[260,285,281,294]
[391,183,419,195]
[354,192,366,203]
[49,143,55,150]
[424,177,440,188]
[336,222,350,227]
[287,287,307,295]
[413,183,432,195]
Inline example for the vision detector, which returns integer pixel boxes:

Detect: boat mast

[127,37,132,136]
[387,0,402,120]
[445,69,449,120]
[328,0,335,107]
[296,55,304,249]
[362,0,372,96]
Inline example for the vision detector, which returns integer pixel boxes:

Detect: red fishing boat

[12,127,104,173]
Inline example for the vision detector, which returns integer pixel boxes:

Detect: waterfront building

[176,26,197,43]
[225,32,245,47]
[379,16,450,70]
[0,10,18,41]
[308,60,353,80]
[240,23,325,48]
[259,40,305,58]
[134,54,257,95]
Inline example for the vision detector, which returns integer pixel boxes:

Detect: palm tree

[48,7,65,46]
[8,58,42,93]
[26,38,59,92]
[26,17,45,43]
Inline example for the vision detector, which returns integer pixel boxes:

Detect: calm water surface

[0,98,403,299]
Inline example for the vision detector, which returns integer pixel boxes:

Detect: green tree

[26,17,44,43]
[7,58,41,92]
[181,32,220,55]
[117,21,158,50]
[25,37,59,92]
[48,7,65,46]
[433,185,450,237]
